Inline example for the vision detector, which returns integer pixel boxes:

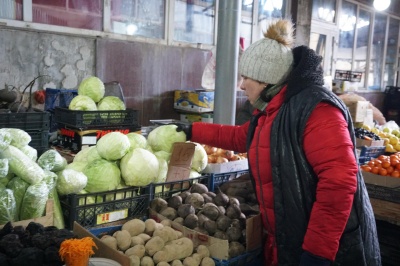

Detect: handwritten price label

[96,209,128,225]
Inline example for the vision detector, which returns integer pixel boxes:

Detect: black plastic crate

[60,186,151,229]
[366,183,400,204]
[54,125,141,152]
[208,170,249,192]
[0,111,50,131]
[213,248,263,266]
[54,107,139,130]
[150,175,211,199]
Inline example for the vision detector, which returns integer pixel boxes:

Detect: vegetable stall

[0,76,259,266]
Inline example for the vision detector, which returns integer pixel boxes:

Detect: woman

[178,19,381,265]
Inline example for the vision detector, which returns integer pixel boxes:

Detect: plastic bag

[6,176,30,220]
[38,149,68,172]
[20,181,49,220]
[0,188,17,224]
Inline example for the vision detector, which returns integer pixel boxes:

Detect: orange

[361,165,371,172]
[391,170,400,178]
[382,161,391,169]
[378,155,388,161]
[386,166,394,174]
[368,161,375,167]
[390,159,399,166]
[371,166,380,174]
[373,159,382,165]
[379,168,388,176]
[396,164,400,171]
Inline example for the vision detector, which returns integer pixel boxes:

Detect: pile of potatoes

[100,218,215,266]
[150,182,259,258]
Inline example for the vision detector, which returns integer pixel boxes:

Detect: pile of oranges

[361,152,400,177]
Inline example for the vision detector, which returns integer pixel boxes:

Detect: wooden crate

[370,198,400,226]
[0,199,54,229]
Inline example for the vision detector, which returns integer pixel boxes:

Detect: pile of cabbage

[0,125,208,228]
[68,76,126,123]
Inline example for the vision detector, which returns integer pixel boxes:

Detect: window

[32,0,103,31]
[337,1,356,71]
[257,0,287,39]
[384,17,399,89]
[369,13,387,90]
[312,0,336,23]
[354,9,371,88]
[0,0,22,20]
[173,0,216,44]
[110,0,165,39]
[241,0,254,49]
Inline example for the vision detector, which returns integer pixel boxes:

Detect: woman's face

[239,76,266,105]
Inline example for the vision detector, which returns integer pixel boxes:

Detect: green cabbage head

[83,159,121,193]
[97,96,125,110]
[96,132,130,161]
[147,125,186,153]
[189,141,208,172]
[73,146,101,163]
[126,132,147,152]
[56,169,88,196]
[120,148,159,187]
[69,95,97,111]
[78,76,105,102]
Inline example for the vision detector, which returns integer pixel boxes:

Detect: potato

[157,262,170,266]
[141,256,155,266]
[160,207,178,220]
[178,204,195,219]
[185,193,205,209]
[145,236,165,256]
[153,237,194,263]
[193,227,209,235]
[137,233,152,243]
[190,183,209,194]
[131,236,145,246]
[171,260,183,266]
[129,255,141,266]
[100,235,118,250]
[200,257,215,266]
[183,256,199,266]
[122,219,146,236]
[196,245,210,259]
[153,226,179,242]
[113,230,132,251]
[160,219,172,227]
[192,253,202,264]
[125,244,146,258]
[173,217,184,225]
[145,218,158,236]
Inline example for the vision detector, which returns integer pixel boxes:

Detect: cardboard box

[180,113,213,123]
[174,90,214,113]
[362,171,400,188]
[202,159,249,174]
[0,199,54,229]
[356,138,385,148]
[73,222,130,266]
[149,209,262,260]
[346,100,369,123]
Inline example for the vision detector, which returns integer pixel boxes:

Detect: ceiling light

[373,0,391,11]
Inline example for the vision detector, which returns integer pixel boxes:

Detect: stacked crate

[0,111,50,155]
[53,107,141,152]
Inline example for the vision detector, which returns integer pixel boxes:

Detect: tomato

[34,90,46,104]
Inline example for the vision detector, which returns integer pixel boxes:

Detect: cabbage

[96,132,130,161]
[0,188,17,224]
[73,146,101,163]
[0,129,11,150]
[19,145,38,161]
[1,128,31,148]
[126,133,147,152]
[147,125,186,153]
[66,161,87,172]
[0,172,13,187]
[120,148,159,187]
[6,176,30,219]
[189,169,202,178]
[20,181,49,220]
[38,149,68,172]
[97,96,125,110]
[56,169,88,196]
[153,150,171,163]
[78,190,98,206]
[78,76,105,103]
[155,158,168,183]
[83,159,121,193]
[69,94,97,111]
[190,141,208,172]
[0,159,8,178]
[0,145,46,185]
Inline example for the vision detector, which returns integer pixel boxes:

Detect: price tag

[96,209,128,225]
[166,142,195,182]
[82,136,97,145]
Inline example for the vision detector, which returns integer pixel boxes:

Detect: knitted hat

[239,19,295,84]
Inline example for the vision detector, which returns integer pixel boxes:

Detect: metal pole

[214,0,241,125]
